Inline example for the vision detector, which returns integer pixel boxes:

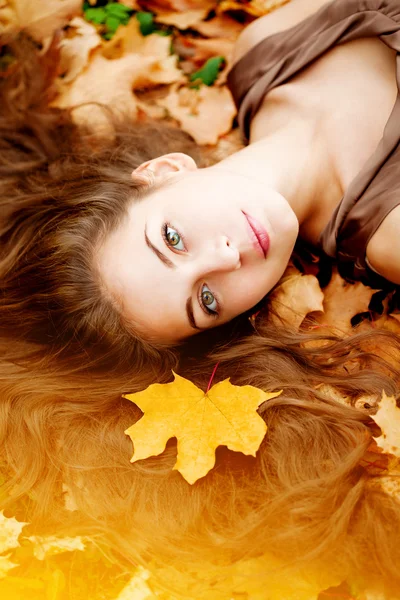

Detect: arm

[232,0,336,66]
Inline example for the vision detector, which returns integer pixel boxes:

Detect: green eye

[201,285,218,314]
[165,225,185,251]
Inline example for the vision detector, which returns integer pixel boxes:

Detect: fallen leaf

[116,566,154,600]
[0,555,18,579]
[154,8,211,29]
[0,0,18,36]
[142,552,343,600]
[185,37,234,85]
[59,17,101,83]
[119,0,140,8]
[372,392,400,458]
[27,535,86,560]
[141,0,216,13]
[124,372,281,484]
[9,0,82,43]
[202,127,245,164]
[53,51,146,129]
[53,40,182,131]
[269,272,324,330]
[157,84,236,145]
[315,270,376,334]
[217,0,290,18]
[192,13,244,40]
[0,511,27,554]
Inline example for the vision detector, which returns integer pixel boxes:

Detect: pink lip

[242,211,270,258]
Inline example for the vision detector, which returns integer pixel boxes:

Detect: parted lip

[242,211,270,259]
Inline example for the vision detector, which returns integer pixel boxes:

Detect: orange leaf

[315,270,376,334]
[124,372,281,484]
[269,272,324,330]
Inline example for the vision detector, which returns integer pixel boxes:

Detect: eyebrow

[145,229,175,269]
[144,226,204,331]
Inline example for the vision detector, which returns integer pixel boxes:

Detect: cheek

[223,271,269,317]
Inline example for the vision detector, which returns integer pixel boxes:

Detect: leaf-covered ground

[1,0,400,598]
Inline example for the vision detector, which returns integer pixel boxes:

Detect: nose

[193,236,241,278]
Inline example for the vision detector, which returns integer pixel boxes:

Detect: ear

[132,152,197,183]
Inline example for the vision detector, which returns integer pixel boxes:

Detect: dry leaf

[154,8,211,29]
[0,511,26,554]
[157,85,236,145]
[116,566,154,600]
[119,0,140,7]
[124,372,281,484]
[0,1,18,36]
[192,14,244,40]
[141,552,343,600]
[53,51,146,129]
[0,555,18,579]
[217,0,289,18]
[372,392,400,458]
[269,272,324,330]
[59,17,101,83]
[27,535,86,560]
[9,0,82,43]
[141,0,216,13]
[0,511,26,579]
[315,270,376,334]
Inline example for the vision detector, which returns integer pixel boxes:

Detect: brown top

[227,0,400,289]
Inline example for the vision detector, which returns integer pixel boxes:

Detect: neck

[211,117,339,242]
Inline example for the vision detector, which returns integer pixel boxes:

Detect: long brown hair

[2,35,400,594]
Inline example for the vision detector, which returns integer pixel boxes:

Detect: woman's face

[98,160,298,343]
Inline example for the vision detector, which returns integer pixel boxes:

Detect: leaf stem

[206,362,220,393]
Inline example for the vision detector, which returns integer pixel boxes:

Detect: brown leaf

[59,17,101,83]
[154,8,212,30]
[269,272,324,330]
[52,51,150,129]
[157,84,236,145]
[140,0,216,12]
[315,270,376,334]
[192,13,244,40]
[217,0,290,18]
[9,0,82,43]
[0,0,18,36]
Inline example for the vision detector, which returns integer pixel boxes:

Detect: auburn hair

[1,35,400,594]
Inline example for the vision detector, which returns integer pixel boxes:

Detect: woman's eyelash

[199,287,220,319]
[161,223,220,319]
[161,222,187,251]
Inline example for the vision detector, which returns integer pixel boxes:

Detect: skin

[98,0,399,343]
[98,119,332,342]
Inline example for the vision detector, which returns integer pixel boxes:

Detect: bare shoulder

[232,0,335,66]
[366,205,400,285]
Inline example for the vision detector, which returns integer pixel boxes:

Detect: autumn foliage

[2,1,400,599]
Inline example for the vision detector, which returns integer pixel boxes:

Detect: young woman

[1,0,400,593]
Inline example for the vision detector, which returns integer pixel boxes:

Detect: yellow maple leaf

[372,392,400,458]
[124,373,280,484]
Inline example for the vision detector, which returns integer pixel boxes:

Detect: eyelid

[198,284,220,319]
[161,222,188,253]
